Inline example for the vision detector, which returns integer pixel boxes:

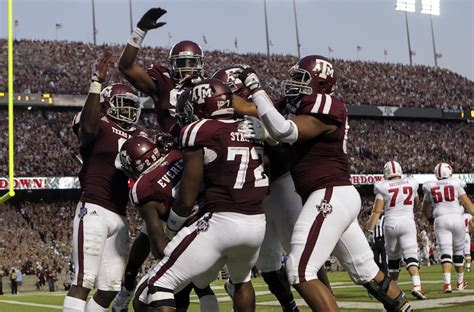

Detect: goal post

[1,0,15,204]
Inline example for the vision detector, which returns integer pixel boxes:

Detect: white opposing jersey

[464,213,472,233]
[422,178,466,218]
[374,177,419,220]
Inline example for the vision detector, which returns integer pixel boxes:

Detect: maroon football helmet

[281,55,336,101]
[100,83,141,127]
[176,78,234,126]
[169,40,204,80]
[211,65,251,99]
[119,136,163,180]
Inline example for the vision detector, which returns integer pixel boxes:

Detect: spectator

[9,269,17,295]
[15,268,23,294]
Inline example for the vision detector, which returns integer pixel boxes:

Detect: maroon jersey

[147,64,182,133]
[73,113,146,216]
[130,149,184,218]
[286,94,351,201]
[180,119,269,215]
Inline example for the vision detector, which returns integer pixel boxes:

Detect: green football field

[1,266,474,311]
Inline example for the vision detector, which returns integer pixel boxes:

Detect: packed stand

[1,108,472,176]
[0,39,472,109]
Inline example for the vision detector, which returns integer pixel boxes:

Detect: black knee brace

[404,257,419,269]
[261,267,296,311]
[388,259,401,273]
[148,286,176,310]
[440,254,452,264]
[362,274,412,312]
[453,255,465,267]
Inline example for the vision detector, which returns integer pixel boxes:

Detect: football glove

[137,8,167,31]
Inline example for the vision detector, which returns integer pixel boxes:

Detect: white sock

[85,297,107,312]
[443,273,451,284]
[457,273,464,285]
[466,260,471,269]
[199,294,219,312]
[63,296,86,312]
[411,275,421,288]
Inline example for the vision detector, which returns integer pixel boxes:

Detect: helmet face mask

[211,66,250,99]
[100,84,141,128]
[169,41,204,80]
[281,55,335,102]
[281,66,313,100]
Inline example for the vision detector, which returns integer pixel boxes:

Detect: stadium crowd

[0,200,152,276]
[0,39,472,109]
[0,108,472,177]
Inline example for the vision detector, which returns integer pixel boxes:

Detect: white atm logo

[192,84,212,104]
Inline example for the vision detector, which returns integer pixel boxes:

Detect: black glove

[91,51,113,83]
[137,8,167,31]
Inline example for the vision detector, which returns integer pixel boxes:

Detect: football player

[118,136,218,312]
[114,7,204,309]
[63,53,145,312]
[118,7,204,134]
[133,79,269,312]
[368,161,426,300]
[236,56,411,312]
[423,163,474,292]
[463,212,473,272]
[214,66,328,312]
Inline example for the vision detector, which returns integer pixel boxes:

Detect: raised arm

[79,52,112,149]
[236,68,336,144]
[118,8,166,100]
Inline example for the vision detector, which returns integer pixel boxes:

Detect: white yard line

[0,300,63,310]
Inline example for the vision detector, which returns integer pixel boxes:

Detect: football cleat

[443,283,452,293]
[112,288,132,312]
[224,280,235,300]
[411,287,427,300]
[457,280,468,291]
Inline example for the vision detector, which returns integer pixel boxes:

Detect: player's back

[287,93,351,200]
[423,178,465,218]
[130,149,184,216]
[180,118,269,215]
[374,177,419,220]
[76,115,144,216]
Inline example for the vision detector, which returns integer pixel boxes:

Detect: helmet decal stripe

[438,163,442,178]
[391,160,396,174]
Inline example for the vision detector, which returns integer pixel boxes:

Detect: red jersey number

[431,185,455,203]
[387,186,413,207]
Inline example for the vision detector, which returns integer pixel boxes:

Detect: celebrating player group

[61,6,474,312]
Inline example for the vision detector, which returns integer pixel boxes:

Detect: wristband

[128,27,146,48]
[89,81,102,94]
[166,210,187,232]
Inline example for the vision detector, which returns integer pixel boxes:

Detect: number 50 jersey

[374,177,419,220]
[422,178,466,218]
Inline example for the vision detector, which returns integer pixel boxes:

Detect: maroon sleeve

[130,173,173,208]
[146,64,175,98]
[179,119,213,149]
[299,94,346,125]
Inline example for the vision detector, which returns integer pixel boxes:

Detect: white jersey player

[422,163,474,293]
[368,161,426,300]
[463,213,473,272]
[420,230,431,266]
